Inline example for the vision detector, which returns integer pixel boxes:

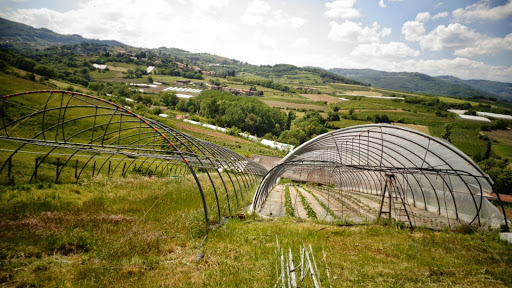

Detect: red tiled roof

[488,193,512,203]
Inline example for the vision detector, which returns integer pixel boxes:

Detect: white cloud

[351,42,420,58]
[324,0,361,19]
[415,12,430,22]
[328,20,391,43]
[432,11,449,20]
[241,0,305,28]
[453,0,512,22]
[454,33,512,57]
[401,21,425,42]
[418,23,512,57]
[434,2,444,10]
[290,37,310,49]
[378,0,404,9]
[404,57,512,82]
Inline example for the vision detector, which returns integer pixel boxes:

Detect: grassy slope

[1,176,511,287]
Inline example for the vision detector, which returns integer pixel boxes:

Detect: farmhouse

[175,79,191,86]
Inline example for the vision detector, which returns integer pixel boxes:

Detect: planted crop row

[284,185,295,217]
[297,188,317,219]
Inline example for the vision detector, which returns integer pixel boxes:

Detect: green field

[1,175,512,287]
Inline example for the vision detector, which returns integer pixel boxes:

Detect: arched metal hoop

[253,124,508,230]
[0,90,267,225]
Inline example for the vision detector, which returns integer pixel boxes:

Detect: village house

[175,79,191,86]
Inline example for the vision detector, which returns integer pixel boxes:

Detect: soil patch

[343,91,383,97]
[393,123,431,135]
[301,94,345,104]
[262,100,327,112]
[483,130,512,144]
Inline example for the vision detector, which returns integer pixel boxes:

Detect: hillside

[329,68,509,101]
[437,75,512,99]
[0,17,124,52]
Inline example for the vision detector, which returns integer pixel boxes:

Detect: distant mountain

[436,75,512,99]
[329,68,509,101]
[0,17,124,51]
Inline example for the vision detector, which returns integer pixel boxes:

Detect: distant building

[92,64,107,70]
[175,79,191,86]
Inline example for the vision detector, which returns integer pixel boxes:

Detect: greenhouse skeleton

[253,124,508,229]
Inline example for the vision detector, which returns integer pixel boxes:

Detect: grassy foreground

[1,175,512,287]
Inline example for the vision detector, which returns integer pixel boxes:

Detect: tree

[147,76,153,83]
[286,111,296,130]
[33,65,56,78]
[442,124,452,142]
[160,92,178,108]
[328,110,340,121]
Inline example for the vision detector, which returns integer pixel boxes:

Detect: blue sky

[1,0,511,82]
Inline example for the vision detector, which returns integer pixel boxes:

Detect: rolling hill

[329,68,511,101]
[0,17,124,51]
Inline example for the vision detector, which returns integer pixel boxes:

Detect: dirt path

[258,185,285,218]
[288,186,309,219]
[311,189,366,223]
[296,187,334,222]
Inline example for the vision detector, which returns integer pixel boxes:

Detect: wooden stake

[55,158,60,184]
[34,158,38,180]
[7,157,11,179]
[75,159,78,179]
[304,246,320,288]
[322,250,331,287]
[309,244,321,285]
[281,248,286,288]
[289,248,297,288]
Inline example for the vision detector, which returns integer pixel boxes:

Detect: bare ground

[296,187,333,222]
[262,100,328,112]
[301,94,346,104]
[392,123,431,135]
[288,186,309,219]
[258,184,285,217]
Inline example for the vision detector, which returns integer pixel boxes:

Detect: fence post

[34,158,38,180]
[75,159,78,179]
[55,158,60,184]
[7,157,12,179]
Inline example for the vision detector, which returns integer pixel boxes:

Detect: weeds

[284,185,294,217]
[298,188,317,219]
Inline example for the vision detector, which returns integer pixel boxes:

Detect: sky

[1,0,511,82]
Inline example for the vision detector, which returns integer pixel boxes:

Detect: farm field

[1,42,512,288]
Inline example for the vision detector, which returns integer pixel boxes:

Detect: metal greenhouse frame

[0,90,267,225]
[253,124,508,230]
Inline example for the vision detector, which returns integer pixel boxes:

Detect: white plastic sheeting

[253,124,507,229]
